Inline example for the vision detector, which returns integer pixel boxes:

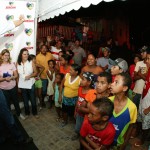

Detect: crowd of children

[1,37,150,149]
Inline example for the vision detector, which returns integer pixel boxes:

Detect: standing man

[72,39,86,66]
[36,45,54,107]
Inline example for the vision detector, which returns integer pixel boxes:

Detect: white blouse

[17,60,35,89]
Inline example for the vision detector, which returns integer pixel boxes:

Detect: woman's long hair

[1,49,11,64]
[17,48,30,65]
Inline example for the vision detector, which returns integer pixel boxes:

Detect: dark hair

[66,50,74,58]
[40,44,48,49]
[17,48,29,65]
[29,54,36,60]
[48,59,56,65]
[118,72,132,92]
[88,53,97,59]
[98,72,112,84]
[71,64,81,75]
[61,54,71,63]
[56,73,64,80]
[93,97,114,118]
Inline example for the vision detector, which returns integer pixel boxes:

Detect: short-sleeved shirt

[80,117,116,147]
[96,57,112,72]
[73,47,86,66]
[36,52,54,79]
[50,46,62,60]
[64,73,81,97]
[76,86,87,116]
[0,63,16,90]
[109,96,137,146]
[133,61,147,94]
[59,65,71,75]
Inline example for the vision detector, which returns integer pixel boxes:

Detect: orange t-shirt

[85,89,97,103]
[59,65,71,75]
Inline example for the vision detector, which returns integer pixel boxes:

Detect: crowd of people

[1,19,150,149]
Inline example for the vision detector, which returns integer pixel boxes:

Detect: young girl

[53,73,64,121]
[135,51,150,146]
[59,54,71,75]
[59,64,81,127]
[72,72,95,140]
[46,60,56,108]
[29,54,44,111]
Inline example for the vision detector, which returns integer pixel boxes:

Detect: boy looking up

[109,73,137,150]
[80,98,115,150]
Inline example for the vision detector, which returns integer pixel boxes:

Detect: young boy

[80,97,116,150]
[85,72,112,102]
[109,72,137,149]
[109,58,128,82]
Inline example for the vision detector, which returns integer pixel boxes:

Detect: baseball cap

[140,45,148,52]
[82,72,95,88]
[109,58,128,72]
[102,47,111,53]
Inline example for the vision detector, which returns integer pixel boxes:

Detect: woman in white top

[17,48,38,118]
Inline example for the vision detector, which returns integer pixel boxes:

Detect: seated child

[72,72,95,140]
[80,97,116,150]
[85,72,112,103]
[109,72,137,149]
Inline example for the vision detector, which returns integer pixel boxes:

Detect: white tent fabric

[38,0,114,22]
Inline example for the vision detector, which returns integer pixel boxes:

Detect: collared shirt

[36,52,54,79]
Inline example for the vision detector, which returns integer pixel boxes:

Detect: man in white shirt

[133,46,148,108]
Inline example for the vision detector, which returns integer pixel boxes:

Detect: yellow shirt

[36,52,54,79]
[64,73,81,98]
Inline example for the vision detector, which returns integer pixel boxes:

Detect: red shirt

[143,68,150,98]
[129,64,135,90]
[76,87,87,116]
[80,117,115,148]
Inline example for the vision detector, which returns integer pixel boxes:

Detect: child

[53,73,64,121]
[135,50,150,146]
[85,72,112,103]
[46,60,56,108]
[80,98,116,150]
[59,64,81,127]
[59,54,71,75]
[29,54,45,111]
[110,58,128,82]
[109,72,137,149]
[72,72,95,140]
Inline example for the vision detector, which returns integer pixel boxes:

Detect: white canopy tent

[38,0,114,22]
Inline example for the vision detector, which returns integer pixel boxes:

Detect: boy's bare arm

[36,63,45,76]
[119,124,134,150]
[80,136,93,150]
[58,77,65,103]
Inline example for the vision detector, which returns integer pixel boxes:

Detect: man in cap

[97,47,113,72]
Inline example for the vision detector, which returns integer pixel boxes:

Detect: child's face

[96,76,110,94]
[54,75,61,83]
[48,61,54,69]
[141,51,147,59]
[110,75,127,94]
[58,52,63,59]
[32,58,36,63]
[80,76,90,87]
[134,57,140,64]
[146,54,150,67]
[60,57,66,65]
[87,103,101,124]
[111,66,122,75]
[69,66,77,76]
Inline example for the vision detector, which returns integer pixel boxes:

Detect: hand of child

[143,106,150,115]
